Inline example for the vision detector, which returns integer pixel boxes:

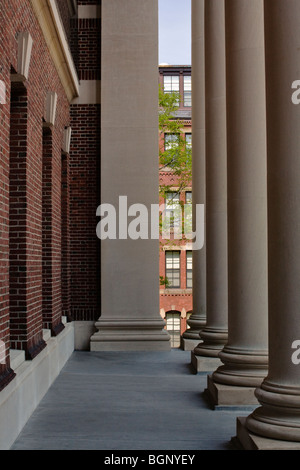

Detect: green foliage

[159,85,192,198]
[160,275,171,288]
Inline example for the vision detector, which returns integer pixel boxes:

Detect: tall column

[240,0,300,448]
[191,0,228,372]
[181,0,206,351]
[207,0,268,406]
[90,0,170,351]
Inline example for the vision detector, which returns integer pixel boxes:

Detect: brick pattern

[76,19,101,81]
[0,0,72,365]
[158,66,193,334]
[0,0,101,387]
[42,129,65,336]
[9,84,46,358]
[55,0,73,46]
[0,24,15,387]
[70,0,101,322]
[61,153,72,321]
[70,104,100,321]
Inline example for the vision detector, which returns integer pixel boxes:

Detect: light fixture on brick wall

[62,126,72,154]
[0,80,6,104]
[11,32,33,82]
[44,91,58,128]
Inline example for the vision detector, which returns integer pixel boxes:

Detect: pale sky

[159,0,191,66]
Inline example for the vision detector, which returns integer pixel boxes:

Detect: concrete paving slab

[11,349,254,450]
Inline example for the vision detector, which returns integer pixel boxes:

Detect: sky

[159,0,191,66]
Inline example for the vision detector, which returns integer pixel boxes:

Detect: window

[165,192,181,229]
[166,312,181,348]
[184,76,192,107]
[186,251,193,288]
[185,133,192,149]
[184,192,192,234]
[165,134,178,151]
[164,75,180,94]
[164,75,180,105]
[185,191,192,204]
[165,251,181,288]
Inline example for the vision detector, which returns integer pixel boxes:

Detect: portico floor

[11,349,254,450]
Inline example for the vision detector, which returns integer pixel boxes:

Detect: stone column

[181,0,207,351]
[191,0,228,373]
[90,0,170,351]
[207,0,268,406]
[239,0,300,449]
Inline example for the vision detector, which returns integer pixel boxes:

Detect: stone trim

[30,0,79,101]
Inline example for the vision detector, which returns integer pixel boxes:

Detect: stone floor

[11,349,255,450]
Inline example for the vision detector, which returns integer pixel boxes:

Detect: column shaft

[90,0,170,351]
[246,0,300,442]
[212,0,268,387]
[193,0,228,362]
[182,0,206,350]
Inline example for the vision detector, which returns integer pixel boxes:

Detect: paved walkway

[11,349,253,450]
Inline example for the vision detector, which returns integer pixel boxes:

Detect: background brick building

[158,65,193,347]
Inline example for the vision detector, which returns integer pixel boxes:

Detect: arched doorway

[165,311,181,348]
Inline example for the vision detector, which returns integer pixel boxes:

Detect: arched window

[165,311,181,348]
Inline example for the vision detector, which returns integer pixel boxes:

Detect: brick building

[158,65,193,347]
[0,0,101,447]
[1,0,300,452]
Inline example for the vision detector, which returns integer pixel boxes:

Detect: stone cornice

[30,0,80,102]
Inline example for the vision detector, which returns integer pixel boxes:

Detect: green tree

[158,86,193,288]
[159,85,192,199]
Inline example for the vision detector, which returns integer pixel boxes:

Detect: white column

[91,0,170,351]
[207,0,268,405]
[242,0,300,448]
[191,0,228,373]
[181,0,207,351]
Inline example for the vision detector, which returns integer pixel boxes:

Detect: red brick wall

[55,0,73,46]
[61,153,71,321]
[69,104,100,321]
[0,7,15,386]
[69,0,101,322]
[159,111,193,336]
[42,129,65,336]
[0,0,72,366]
[77,18,101,81]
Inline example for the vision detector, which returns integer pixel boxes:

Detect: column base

[0,368,16,393]
[205,374,259,408]
[51,322,65,337]
[235,417,300,450]
[191,351,222,373]
[180,337,202,351]
[90,318,171,352]
[26,338,47,361]
[181,313,206,351]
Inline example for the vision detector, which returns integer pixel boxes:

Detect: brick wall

[70,0,101,322]
[55,0,74,46]
[0,0,72,368]
[76,18,101,81]
[0,2,15,386]
[69,104,100,321]
[61,153,71,321]
[42,128,65,336]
